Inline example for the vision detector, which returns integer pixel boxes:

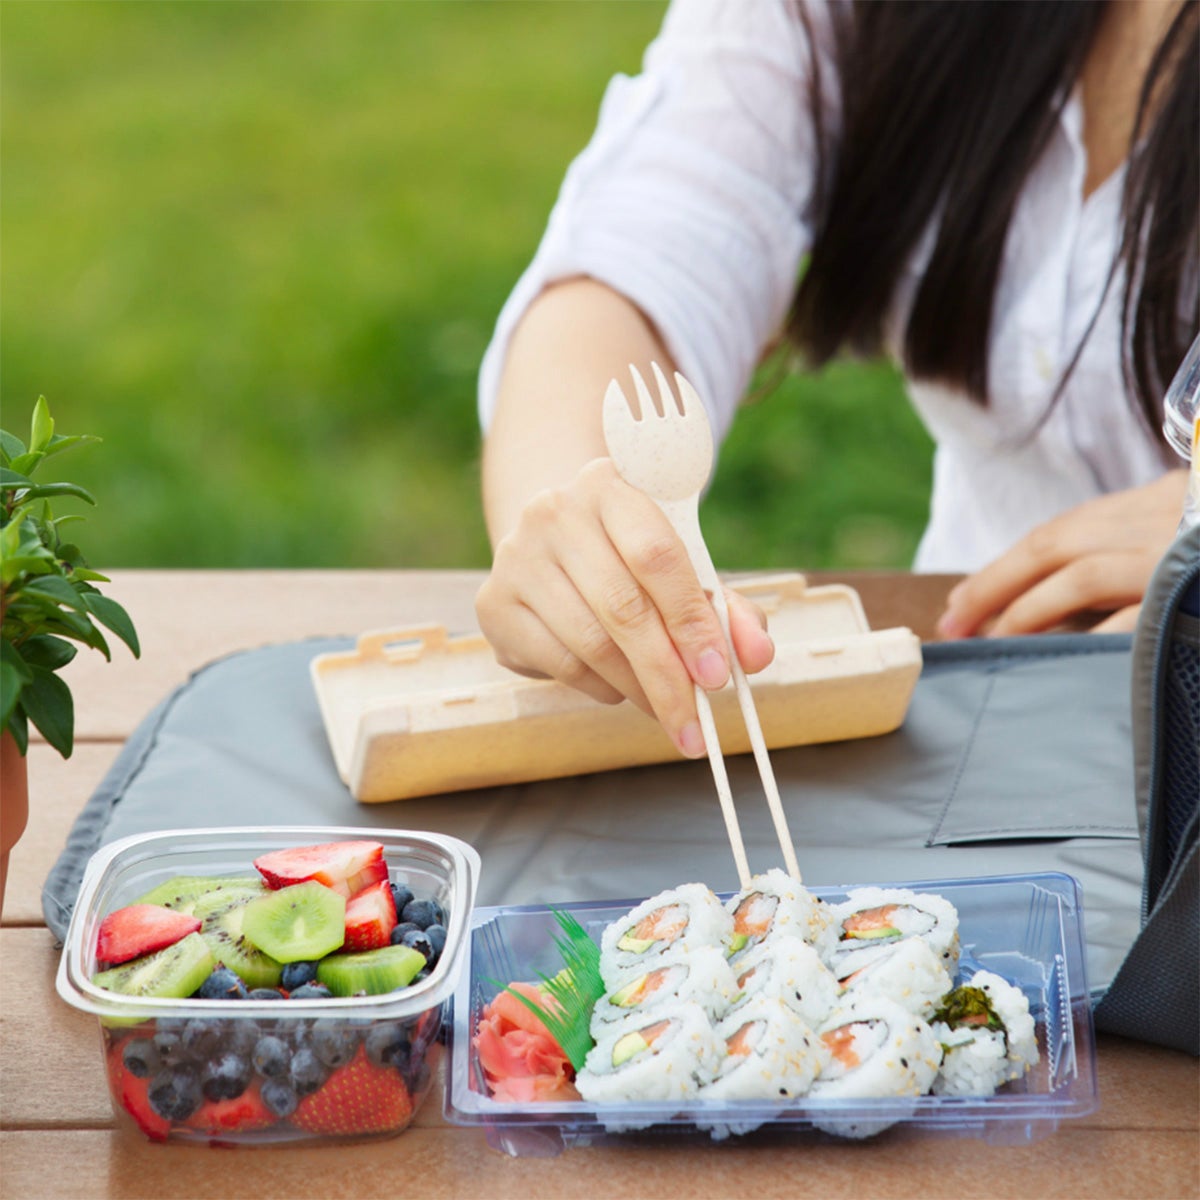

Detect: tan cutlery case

[310,573,922,803]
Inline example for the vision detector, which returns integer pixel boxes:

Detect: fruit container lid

[446,872,1099,1156]
[56,825,480,1022]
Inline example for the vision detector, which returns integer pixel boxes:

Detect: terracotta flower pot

[1,729,29,922]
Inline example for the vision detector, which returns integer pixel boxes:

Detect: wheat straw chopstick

[601,363,802,884]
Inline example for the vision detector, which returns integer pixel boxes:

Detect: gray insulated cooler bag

[42,531,1199,1054]
[1093,525,1199,1055]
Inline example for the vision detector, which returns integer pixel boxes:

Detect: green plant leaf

[19,634,77,672]
[23,574,90,612]
[0,467,35,491]
[19,482,96,506]
[40,433,99,461]
[0,661,22,729]
[7,452,44,476]
[0,554,57,587]
[0,430,26,463]
[29,397,54,455]
[20,663,74,757]
[0,639,34,684]
[84,593,140,656]
[6,705,29,756]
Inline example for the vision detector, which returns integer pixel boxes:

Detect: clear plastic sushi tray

[446,872,1098,1156]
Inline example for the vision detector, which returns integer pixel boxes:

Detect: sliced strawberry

[290,1045,413,1137]
[96,904,202,966]
[343,880,398,952]
[185,1081,277,1135]
[253,840,388,899]
[107,1041,171,1142]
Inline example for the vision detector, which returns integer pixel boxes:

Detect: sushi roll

[575,1001,723,1111]
[701,997,827,1102]
[697,997,828,1140]
[808,997,943,1139]
[725,868,832,962]
[600,884,732,986]
[591,946,737,1032]
[836,937,954,1019]
[826,887,960,980]
[725,935,840,1031]
[931,970,1038,1096]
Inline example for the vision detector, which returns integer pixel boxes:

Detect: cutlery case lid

[310,573,922,802]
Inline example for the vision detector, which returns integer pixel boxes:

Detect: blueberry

[252,1035,290,1079]
[181,1018,223,1061]
[400,929,435,964]
[424,923,448,959]
[147,1065,202,1122]
[248,988,285,1000]
[200,1052,252,1102]
[226,1019,261,1058]
[289,1046,327,1096]
[280,961,319,991]
[389,921,421,945]
[151,1031,185,1065]
[287,982,332,1001]
[260,1078,299,1118]
[364,1022,411,1069]
[310,1019,358,1069]
[406,1058,432,1095]
[121,1038,160,1079]
[390,883,414,917]
[152,1018,188,1065]
[195,966,249,1001]
[400,899,442,930]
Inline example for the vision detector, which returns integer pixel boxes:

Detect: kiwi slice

[194,888,283,988]
[317,944,426,997]
[133,875,265,914]
[241,881,346,964]
[92,931,215,999]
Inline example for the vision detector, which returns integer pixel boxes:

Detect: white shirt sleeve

[477,0,839,441]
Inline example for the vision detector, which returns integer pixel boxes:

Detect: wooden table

[2,569,1196,1200]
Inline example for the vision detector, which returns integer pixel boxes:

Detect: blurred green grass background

[2,0,933,572]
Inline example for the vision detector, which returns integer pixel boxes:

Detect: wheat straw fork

[602,363,802,888]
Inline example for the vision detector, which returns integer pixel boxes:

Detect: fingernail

[677,721,706,759]
[695,649,728,690]
[937,612,964,640]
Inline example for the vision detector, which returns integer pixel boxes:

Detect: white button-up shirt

[478,0,1170,571]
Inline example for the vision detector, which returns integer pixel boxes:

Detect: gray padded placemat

[43,634,1142,996]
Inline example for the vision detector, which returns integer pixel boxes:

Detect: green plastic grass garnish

[499,909,604,1072]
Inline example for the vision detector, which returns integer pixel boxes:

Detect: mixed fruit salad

[90,839,450,1142]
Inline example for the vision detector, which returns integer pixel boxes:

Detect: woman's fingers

[477,460,720,757]
[986,552,1151,636]
[938,472,1187,638]
[726,589,775,674]
[480,597,632,707]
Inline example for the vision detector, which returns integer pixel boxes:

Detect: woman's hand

[475,457,775,759]
[937,470,1187,638]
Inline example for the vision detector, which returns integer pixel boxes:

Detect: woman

[475,0,1198,760]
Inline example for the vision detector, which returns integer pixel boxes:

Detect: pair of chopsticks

[602,365,801,888]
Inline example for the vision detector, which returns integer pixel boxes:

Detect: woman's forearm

[481,277,677,546]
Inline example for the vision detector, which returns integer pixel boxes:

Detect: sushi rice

[591,945,738,1030]
[932,970,1039,1096]
[600,883,732,985]
[725,935,840,1030]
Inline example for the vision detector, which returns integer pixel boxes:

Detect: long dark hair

[787,0,1199,442]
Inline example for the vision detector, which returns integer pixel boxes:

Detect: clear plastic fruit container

[56,825,480,1145]
[446,872,1097,1157]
